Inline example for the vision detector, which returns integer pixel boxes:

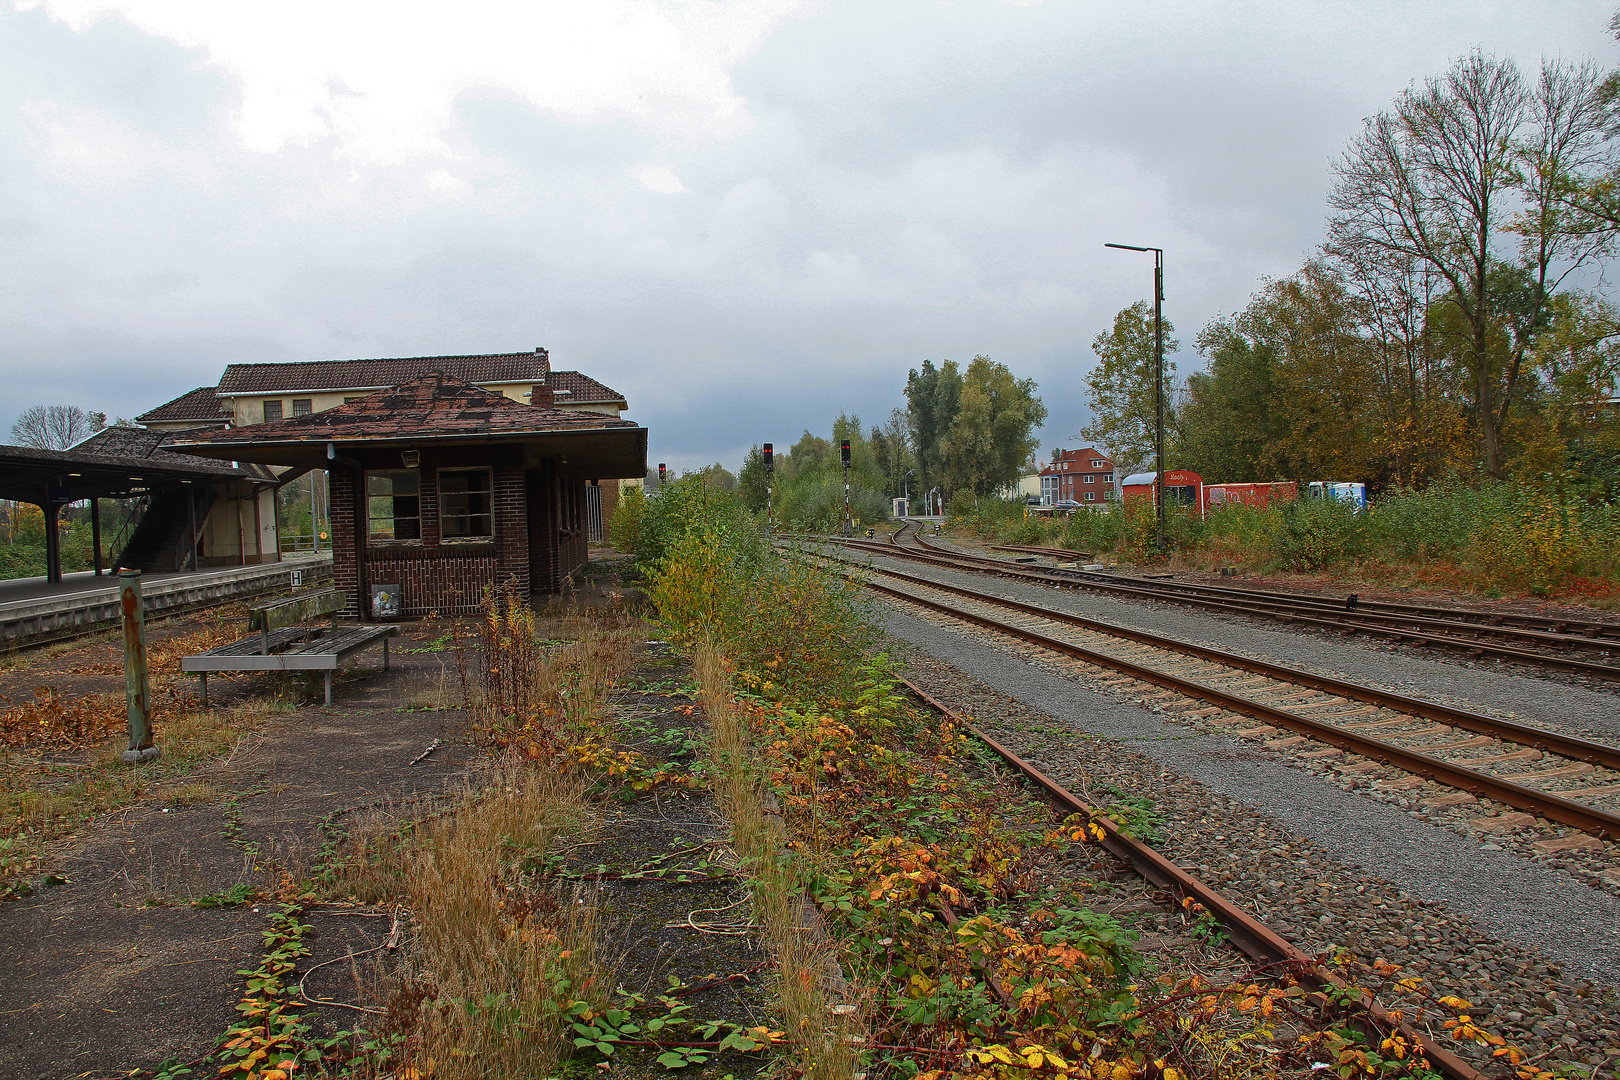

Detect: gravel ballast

[855,547,1620,744]
[883,604,1620,1074]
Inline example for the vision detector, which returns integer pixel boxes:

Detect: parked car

[1052,499,1082,510]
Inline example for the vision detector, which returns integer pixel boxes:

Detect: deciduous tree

[942,357,1047,497]
[10,405,105,450]
[1081,301,1179,474]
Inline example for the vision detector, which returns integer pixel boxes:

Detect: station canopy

[0,428,264,507]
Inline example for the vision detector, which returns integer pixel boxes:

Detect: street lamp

[1104,242,1167,553]
[903,469,915,515]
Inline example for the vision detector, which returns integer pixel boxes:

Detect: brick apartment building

[1039,447,1116,505]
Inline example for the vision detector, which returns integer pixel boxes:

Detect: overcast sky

[2,1,1614,473]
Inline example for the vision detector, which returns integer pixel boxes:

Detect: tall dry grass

[695,643,862,1080]
[399,757,602,1080]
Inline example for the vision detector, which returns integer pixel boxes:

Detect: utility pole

[763,443,774,532]
[840,439,852,536]
[1105,242,1167,553]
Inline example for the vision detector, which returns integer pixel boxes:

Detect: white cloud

[632,164,687,194]
[18,0,810,161]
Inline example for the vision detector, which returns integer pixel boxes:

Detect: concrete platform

[0,556,333,649]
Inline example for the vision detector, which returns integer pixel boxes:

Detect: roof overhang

[172,426,649,481]
[0,444,255,503]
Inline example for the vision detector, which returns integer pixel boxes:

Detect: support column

[186,490,198,571]
[91,498,103,576]
[43,502,61,584]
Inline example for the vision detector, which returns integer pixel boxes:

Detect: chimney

[530,382,555,407]
[534,346,550,376]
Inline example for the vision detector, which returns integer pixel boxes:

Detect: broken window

[367,471,421,542]
[439,468,493,539]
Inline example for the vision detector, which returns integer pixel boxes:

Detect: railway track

[806,544,1620,842]
[991,540,1620,644]
[831,524,1620,681]
[899,675,1488,1080]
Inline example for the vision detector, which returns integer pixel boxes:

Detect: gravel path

[883,604,1620,1075]
[857,547,1620,744]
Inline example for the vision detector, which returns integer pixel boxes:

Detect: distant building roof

[548,370,627,405]
[136,387,232,426]
[216,349,551,396]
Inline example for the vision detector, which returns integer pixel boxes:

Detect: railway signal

[763,443,774,532]
[840,439,852,537]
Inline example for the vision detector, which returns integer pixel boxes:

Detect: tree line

[721,356,1046,530]
[1085,39,1620,497]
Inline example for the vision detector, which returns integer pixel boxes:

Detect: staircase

[115,487,215,573]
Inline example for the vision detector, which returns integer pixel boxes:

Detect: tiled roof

[216,349,550,395]
[174,374,638,448]
[136,387,232,425]
[548,370,626,404]
[75,426,279,480]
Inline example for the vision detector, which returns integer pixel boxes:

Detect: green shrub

[1269,496,1368,571]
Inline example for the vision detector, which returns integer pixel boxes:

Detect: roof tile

[176,373,638,448]
[217,349,550,395]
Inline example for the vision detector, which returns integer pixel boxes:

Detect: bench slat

[248,588,345,632]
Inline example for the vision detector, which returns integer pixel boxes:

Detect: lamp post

[903,469,915,516]
[1104,242,1167,554]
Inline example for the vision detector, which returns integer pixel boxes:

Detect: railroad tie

[1508,761,1597,783]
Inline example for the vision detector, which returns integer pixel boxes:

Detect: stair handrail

[105,492,151,571]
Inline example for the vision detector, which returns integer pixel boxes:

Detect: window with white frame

[439,468,494,539]
[292,399,313,417]
[1084,474,1095,483]
[367,471,421,542]
[1091,459,1105,468]
[1104,473,1114,482]
[1084,491,1096,501]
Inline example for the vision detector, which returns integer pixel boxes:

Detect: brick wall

[330,468,360,616]
[333,445,531,617]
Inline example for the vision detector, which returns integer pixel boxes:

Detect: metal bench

[181,588,399,706]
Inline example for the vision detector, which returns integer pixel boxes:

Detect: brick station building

[171,374,646,617]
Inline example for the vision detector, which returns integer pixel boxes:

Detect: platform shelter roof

[171,373,646,479]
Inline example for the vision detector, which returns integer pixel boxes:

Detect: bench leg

[324,671,333,707]
[383,638,390,672]
[199,672,208,708]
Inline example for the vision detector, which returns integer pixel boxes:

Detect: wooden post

[119,569,159,762]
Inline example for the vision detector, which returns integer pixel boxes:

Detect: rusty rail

[853,559,1620,774]
[839,534,1620,680]
[898,676,1487,1080]
[848,572,1620,840]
